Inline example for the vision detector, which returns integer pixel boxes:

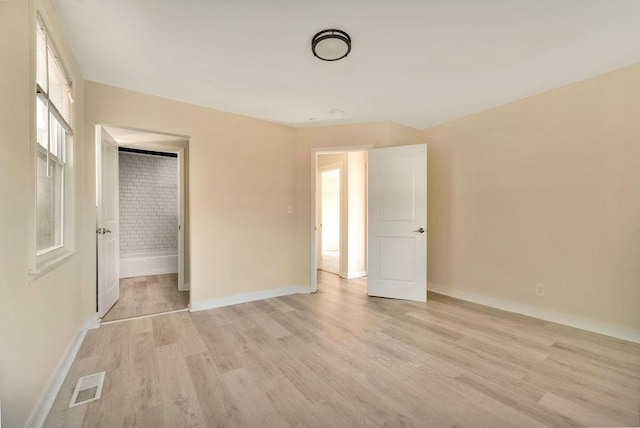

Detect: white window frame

[30,14,75,276]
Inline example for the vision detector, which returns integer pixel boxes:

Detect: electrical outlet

[535,284,544,296]
[287,205,294,214]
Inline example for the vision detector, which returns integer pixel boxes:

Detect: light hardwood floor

[102,274,189,322]
[46,272,640,427]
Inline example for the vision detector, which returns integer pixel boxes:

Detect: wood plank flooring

[46,272,640,427]
[102,274,189,322]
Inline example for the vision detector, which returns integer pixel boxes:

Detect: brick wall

[119,152,178,254]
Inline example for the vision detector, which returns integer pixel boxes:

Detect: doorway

[96,125,190,322]
[311,144,428,302]
[315,151,368,288]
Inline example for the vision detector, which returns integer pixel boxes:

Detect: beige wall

[346,151,367,276]
[84,82,299,304]
[317,153,345,168]
[0,1,88,426]
[294,68,640,332]
[423,64,640,330]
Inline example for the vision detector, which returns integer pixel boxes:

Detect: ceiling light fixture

[311,29,351,61]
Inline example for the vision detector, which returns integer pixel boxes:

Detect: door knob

[96,228,112,234]
[413,227,425,233]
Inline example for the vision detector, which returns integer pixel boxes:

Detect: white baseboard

[120,266,178,278]
[119,254,178,279]
[428,283,640,344]
[82,315,100,331]
[191,285,311,312]
[340,271,367,279]
[26,314,100,428]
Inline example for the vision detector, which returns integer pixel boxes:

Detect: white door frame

[96,125,190,314]
[310,146,372,293]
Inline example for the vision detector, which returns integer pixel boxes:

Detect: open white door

[367,144,427,301]
[97,128,120,317]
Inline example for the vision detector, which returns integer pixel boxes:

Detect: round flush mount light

[311,29,351,61]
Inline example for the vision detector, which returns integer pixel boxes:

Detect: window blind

[36,19,72,129]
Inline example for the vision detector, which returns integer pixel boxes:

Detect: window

[35,18,73,264]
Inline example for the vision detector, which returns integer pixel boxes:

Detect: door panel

[98,128,120,317]
[378,157,415,221]
[368,144,427,302]
[379,237,415,282]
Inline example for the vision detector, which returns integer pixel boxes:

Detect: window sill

[29,249,76,281]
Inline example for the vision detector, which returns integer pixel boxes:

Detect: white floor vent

[69,372,105,408]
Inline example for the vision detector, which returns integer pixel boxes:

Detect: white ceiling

[54,0,640,129]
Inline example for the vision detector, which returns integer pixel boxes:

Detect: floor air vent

[69,372,105,408]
